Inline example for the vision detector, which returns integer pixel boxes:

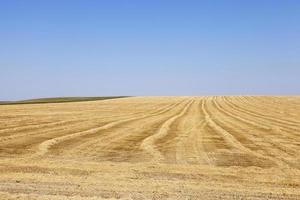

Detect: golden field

[0,96,300,199]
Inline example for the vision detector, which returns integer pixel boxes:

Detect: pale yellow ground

[0,96,300,199]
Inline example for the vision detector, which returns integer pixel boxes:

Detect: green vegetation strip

[0,96,130,105]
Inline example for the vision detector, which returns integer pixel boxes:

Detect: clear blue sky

[1,0,300,100]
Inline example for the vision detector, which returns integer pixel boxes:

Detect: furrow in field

[212,97,297,166]
[183,119,211,164]
[140,100,194,162]
[213,97,271,130]
[34,99,186,157]
[173,98,212,164]
[246,96,300,115]
[213,97,296,149]
[213,96,294,156]
[68,99,192,162]
[223,97,300,165]
[235,96,300,128]
[239,96,300,122]
[202,98,252,153]
[219,96,300,145]
[69,99,190,159]
[0,120,60,133]
[0,116,61,129]
[0,120,110,156]
[0,106,170,142]
[201,97,288,168]
[150,98,210,164]
[173,100,203,164]
[224,96,297,134]
[0,120,83,142]
[0,109,147,136]
[223,96,300,136]
[0,111,155,153]
[148,99,198,163]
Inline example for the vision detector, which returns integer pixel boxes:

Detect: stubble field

[0,96,300,199]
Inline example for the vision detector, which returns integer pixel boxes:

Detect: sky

[1,0,300,100]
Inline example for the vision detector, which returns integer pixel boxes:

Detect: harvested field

[0,96,300,199]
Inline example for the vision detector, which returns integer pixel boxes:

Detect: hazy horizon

[1,1,300,101]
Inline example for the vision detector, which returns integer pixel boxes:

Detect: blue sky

[1,0,300,100]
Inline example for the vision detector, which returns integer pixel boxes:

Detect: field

[0,96,128,105]
[0,96,300,199]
